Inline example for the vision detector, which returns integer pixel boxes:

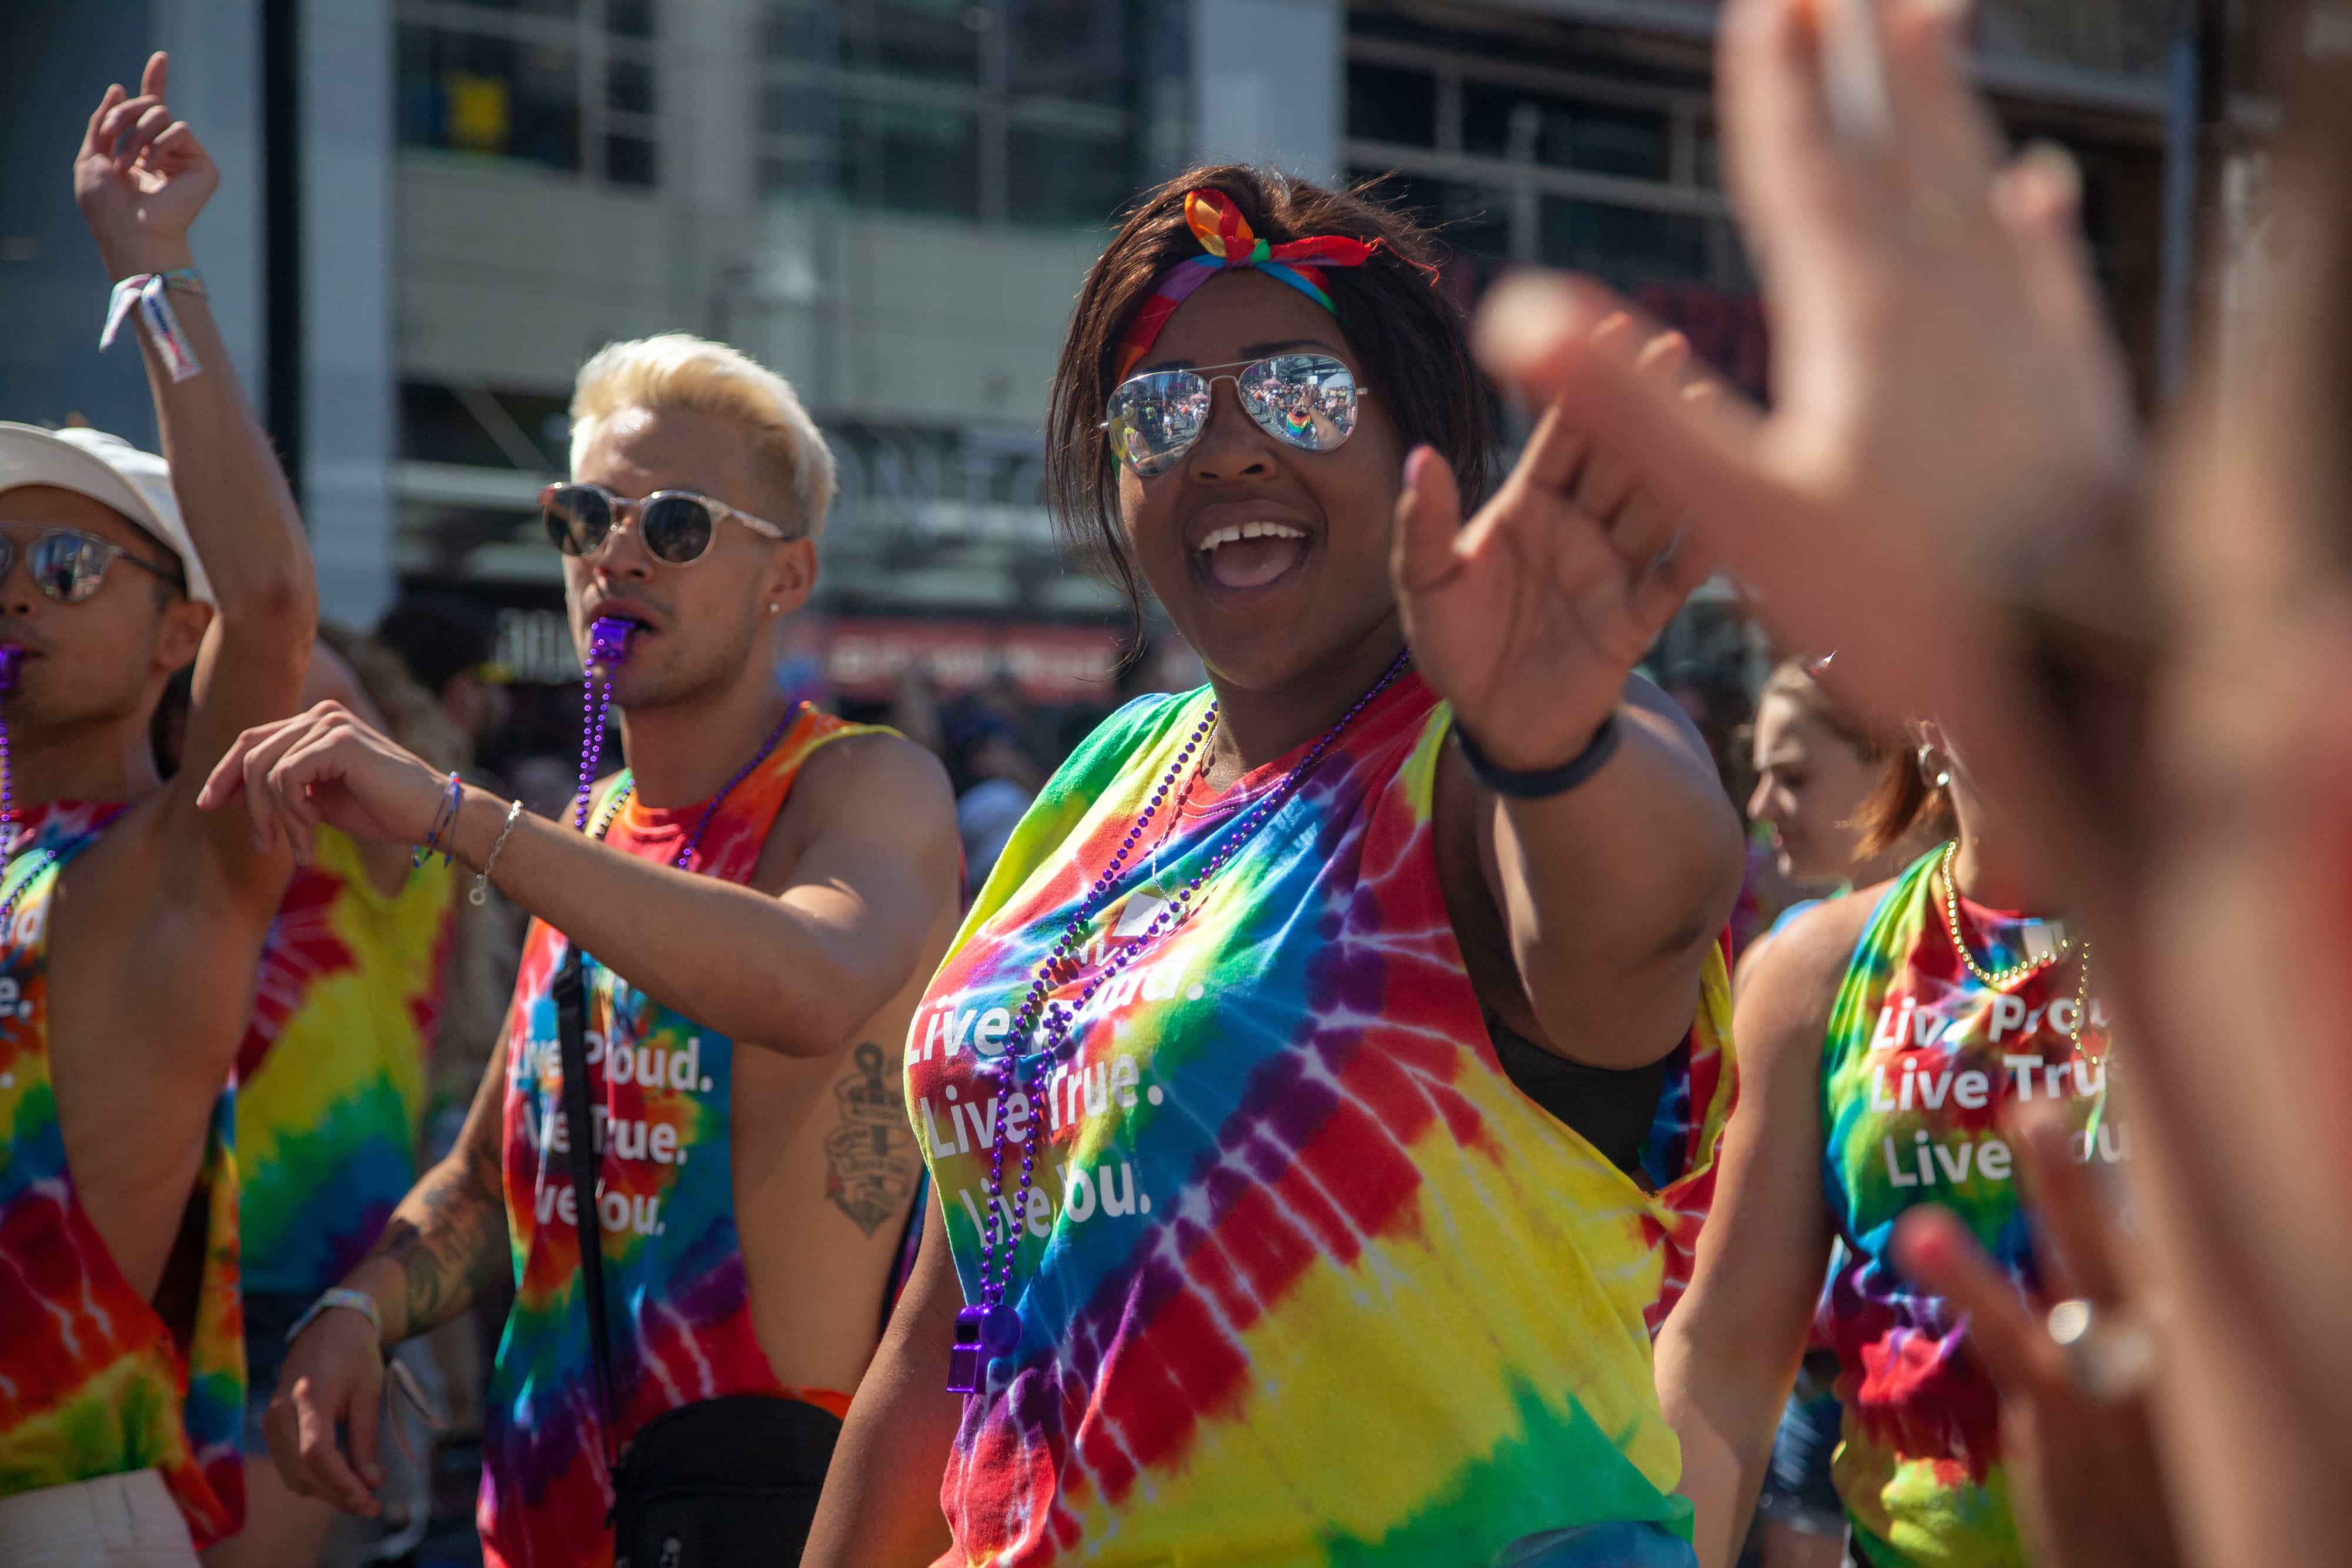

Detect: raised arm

[203,712,961,1058]
[75,54,316,907]
[1401,376,1743,1069]
[1654,895,1860,1567]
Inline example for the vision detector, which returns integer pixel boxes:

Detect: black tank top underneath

[1486,1017,1672,1177]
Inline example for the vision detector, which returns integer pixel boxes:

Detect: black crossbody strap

[552,944,619,1467]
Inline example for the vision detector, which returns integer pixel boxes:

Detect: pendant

[947,1302,1025,1393]
[1112,883,1170,940]
[947,1306,985,1393]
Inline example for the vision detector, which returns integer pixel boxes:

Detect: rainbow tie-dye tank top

[0,803,245,1543]
[1822,849,2122,1567]
[480,705,879,1568]
[238,827,454,1295]
[909,674,1737,1567]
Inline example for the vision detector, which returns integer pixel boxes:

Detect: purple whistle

[0,647,22,695]
[587,615,637,671]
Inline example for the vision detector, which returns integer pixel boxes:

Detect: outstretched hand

[74,52,218,274]
[199,703,451,864]
[1467,0,2136,733]
[1394,319,1718,771]
[1893,1109,2181,1568]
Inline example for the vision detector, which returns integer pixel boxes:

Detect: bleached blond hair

[569,333,838,539]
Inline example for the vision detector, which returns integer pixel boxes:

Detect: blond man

[214,335,960,1567]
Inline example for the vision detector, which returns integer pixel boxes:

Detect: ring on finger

[2046,1297,2156,1405]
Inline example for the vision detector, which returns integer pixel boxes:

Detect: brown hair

[1045,166,1499,658]
[1756,658,1887,763]
[1752,657,1949,861]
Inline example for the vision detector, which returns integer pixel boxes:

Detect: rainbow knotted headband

[1112,189,1382,381]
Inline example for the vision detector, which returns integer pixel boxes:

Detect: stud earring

[1916,743,1952,791]
[768,601,780,615]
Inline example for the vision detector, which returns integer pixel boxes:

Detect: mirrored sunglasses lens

[1108,373,1209,476]
[1242,355,1358,453]
[641,496,717,564]
[543,486,610,556]
[29,534,103,602]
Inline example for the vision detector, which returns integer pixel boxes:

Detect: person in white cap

[0,52,315,1567]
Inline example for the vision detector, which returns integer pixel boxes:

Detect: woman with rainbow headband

[1659,717,2133,1568]
[805,170,1745,1567]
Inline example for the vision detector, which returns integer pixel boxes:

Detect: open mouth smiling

[1190,518,1311,595]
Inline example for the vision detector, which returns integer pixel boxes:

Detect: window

[836,100,983,219]
[1345,35,1759,391]
[838,0,984,82]
[1539,201,1709,287]
[1461,87,1670,181]
[760,0,1137,228]
[1347,61,1438,148]
[397,0,656,186]
[1369,172,1510,268]
[1008,121,1135,228]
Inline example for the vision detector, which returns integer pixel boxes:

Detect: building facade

[0,0,2193,731]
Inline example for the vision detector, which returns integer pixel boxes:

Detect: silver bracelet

[285,1286,383,1348]
[471,797,525,907]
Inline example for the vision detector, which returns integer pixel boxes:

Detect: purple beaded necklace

[0,646,40,931]
[587,701,800,867]
[947,647,1412,1392]
[572,616,634,831]
[0,646,22,844]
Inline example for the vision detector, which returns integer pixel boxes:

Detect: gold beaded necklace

[1939,840,2103,1064]
[1938,840,2070,987]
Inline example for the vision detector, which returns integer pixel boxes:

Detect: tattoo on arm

[370,1128,509,1339]
[823,1042,920,1238]
[363,1043,511,1340]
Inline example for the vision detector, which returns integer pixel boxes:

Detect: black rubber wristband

[1455,713,1623,799]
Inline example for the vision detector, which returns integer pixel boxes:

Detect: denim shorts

[1755,1353,1846,1537]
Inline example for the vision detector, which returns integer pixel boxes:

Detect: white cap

[0,422,214,605]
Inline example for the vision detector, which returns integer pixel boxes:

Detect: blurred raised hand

[74,52,217,275]
[1394,322,1718,770]
[1893,1109,2183,1568]
[1469,0,2137,734]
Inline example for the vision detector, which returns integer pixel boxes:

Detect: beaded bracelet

[412,771,462,867]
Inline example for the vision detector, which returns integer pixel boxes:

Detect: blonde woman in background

[1737,658,1946,999]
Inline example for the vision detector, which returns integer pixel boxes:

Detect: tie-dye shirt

[238,828,454,1295]
[0,804,245,1543]
[1822,849,2121,1568]
[909,674,1737,1567]
[481,705,880,1568]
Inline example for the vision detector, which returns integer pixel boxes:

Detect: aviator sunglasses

[1105,352,1364,477]
[539,482,799,566]
[0,526,182,603]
